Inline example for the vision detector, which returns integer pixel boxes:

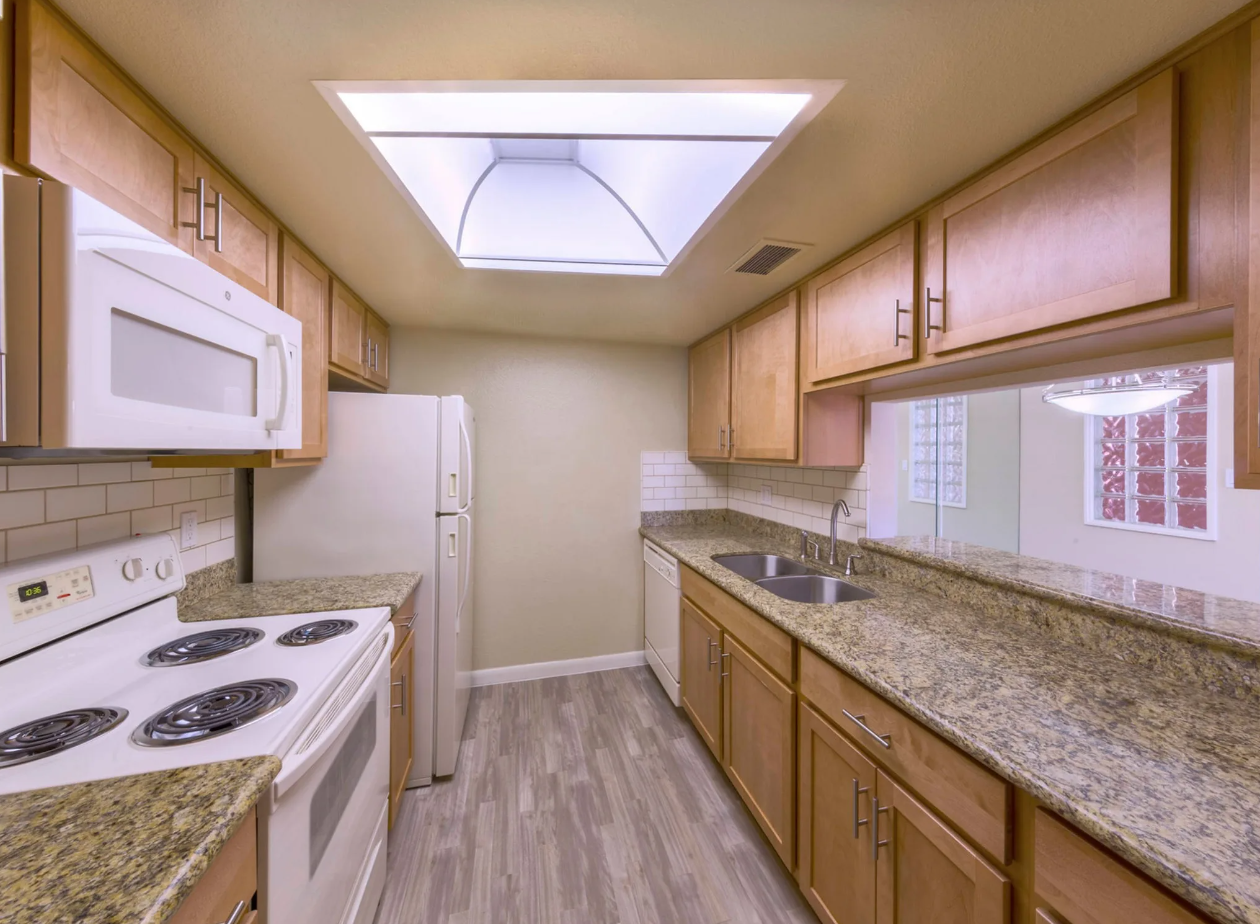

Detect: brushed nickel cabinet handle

[719,650,731,680]
[852,778,870,839]
[211,191,223,253]
[924,286,943,338]
[219,901,248,924]
[871,798,890,860]
[707,637,718,670]
[894,298,911,346]
[182,177,207,241]
[391,675,407,716]
[842,709,892,748]
[718,425,725,452]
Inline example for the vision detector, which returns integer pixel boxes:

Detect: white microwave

[0,175,302,452]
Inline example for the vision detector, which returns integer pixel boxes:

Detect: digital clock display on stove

[17,580,48,601]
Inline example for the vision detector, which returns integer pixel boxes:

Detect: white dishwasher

[643,539,681,706]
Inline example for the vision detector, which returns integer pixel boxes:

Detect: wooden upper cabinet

[688,327,732,460]
[277,235,329,464]
[15,0,195,251]
[875,771,1010,924]
[805,222,917,384]
[330,279,368,378]
[680,598,723,761]
[798,701,877,924]
[1240,21,1260,487]
[1033,809,1209,924]
[924,68,1178,355]
[364,310,390,389]
[193,155,280,304]
[731,292,799,461]
[722,632,795,869]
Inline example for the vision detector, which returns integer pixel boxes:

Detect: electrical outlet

[760,484,773,505]
[180,511,198,549]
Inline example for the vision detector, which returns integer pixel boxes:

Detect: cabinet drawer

[799,646,1011,864]
[391,586,419,656]
[1034,809,1208,924]
[168,808,257,924]
[680,565,792,680]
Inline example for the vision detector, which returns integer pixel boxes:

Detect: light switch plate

[1226,468,1235,489]
[179,511,197,549]
[760,484,773,505]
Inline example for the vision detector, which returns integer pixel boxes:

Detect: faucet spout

[828,498,851,566]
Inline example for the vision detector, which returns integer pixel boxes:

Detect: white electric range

[0,534,394,924]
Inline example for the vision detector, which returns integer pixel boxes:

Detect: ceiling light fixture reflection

[1041,374,1196,415]
[317,81,844,276]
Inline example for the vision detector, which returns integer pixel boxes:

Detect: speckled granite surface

[0,757,278,924]
[179,572,422,622]
[642,519,1260,924]
[175,558,237,608]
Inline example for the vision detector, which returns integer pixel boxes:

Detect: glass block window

[1087,367,1212,536]
[910,395,967,507]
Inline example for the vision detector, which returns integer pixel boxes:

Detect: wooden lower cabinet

[798,701,877,924]
[875,771,1010,924]
[681,598,723,760]
[389,629,415,830]
[722,632,795,868]
[168,808,258,924]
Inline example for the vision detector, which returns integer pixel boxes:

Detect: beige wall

[388,327,687,671]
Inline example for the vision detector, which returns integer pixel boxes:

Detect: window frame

[909,395,968,509]
[1081,365,1217,541]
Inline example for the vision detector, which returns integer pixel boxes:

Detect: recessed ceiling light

[317,80,844,276]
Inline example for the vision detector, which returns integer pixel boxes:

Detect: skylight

[317,81,843,276]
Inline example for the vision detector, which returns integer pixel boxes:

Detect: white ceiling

[56,0,1247,345]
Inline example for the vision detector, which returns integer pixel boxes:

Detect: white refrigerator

[253,392,475,786]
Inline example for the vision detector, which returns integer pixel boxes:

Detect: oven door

[262,625,393,924]
[38,182,302,451]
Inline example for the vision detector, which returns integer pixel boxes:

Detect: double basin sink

[713,554,877,604]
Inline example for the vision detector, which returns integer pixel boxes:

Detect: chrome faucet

[800,529,821,561]
[845,553,862,576]
[828,498,851,565]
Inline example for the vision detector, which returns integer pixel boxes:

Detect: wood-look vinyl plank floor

[376,666,815,924]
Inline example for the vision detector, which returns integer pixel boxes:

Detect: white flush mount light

[1042,373,1196,415]
[316,80,844,276]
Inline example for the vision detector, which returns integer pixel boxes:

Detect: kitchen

[1,1,1260,923]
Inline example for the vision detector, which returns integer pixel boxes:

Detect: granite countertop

[642,522,1260,924]
[179,572,423,623]
[0,757,279,924]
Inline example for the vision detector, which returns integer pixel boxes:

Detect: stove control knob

[156,558,175,581]
[122,558,144,582]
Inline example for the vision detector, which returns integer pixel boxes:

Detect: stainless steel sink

[713,554,815,581]
[755,574,877,604]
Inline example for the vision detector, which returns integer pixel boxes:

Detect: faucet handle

[845,553,863,576]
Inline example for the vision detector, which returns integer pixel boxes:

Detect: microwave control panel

[7,566,95,624]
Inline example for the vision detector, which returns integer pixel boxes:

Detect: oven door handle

[272,620,394,803]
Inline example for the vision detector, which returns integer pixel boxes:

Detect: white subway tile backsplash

[106,481,154,513]
[46,486,106,522]
[131,505,173,535]
[9,465,78,490]
[78,462,134,485]
[206,496,234,521]
[129,462,173,481]
[0,492,44,530]
[180,545,207,572]
[219,516,235,539]
[190,475,221,501]
[154,478,192,506]
[205,537,234,566]
[77,513,131,547]
[8,521,77,561]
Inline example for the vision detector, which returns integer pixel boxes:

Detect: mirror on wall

[867,361,1260,602]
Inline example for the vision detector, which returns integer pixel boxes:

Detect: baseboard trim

[471,650,647,687]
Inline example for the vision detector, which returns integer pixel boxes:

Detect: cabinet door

[192,155,280,305]
[924,68,1176,355]
[389,629,415,829]
[875,771,1010,924]
[276,235,329,464]
[722,632,795,868]
[364,310,390,388]
[680,599,723,761]
[330,279,367,377]
[732,292,799,461]
[804,222,917,383]
[1240,20,1260,486]
[688,328,731,460]
[798,701,877,924]
[15,0,195,251]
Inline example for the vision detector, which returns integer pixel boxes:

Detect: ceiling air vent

[729,239,810,276]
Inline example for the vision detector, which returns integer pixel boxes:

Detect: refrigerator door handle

[455,512,472,634]
[458,416,473,510]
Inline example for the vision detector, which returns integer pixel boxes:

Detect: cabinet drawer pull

[219,901,248,924]
[181,177,222,252]
[843,709,892,748]
[852,778,870,839]
[719,650,731,680]
[924,286,943,338]
[893,298,911,346]
[707,637,718,670]
[870,797,891,860]
[391,675,407,716]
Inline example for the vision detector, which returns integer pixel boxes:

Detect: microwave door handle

[272,623,395,801]
[265,333,293,432]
